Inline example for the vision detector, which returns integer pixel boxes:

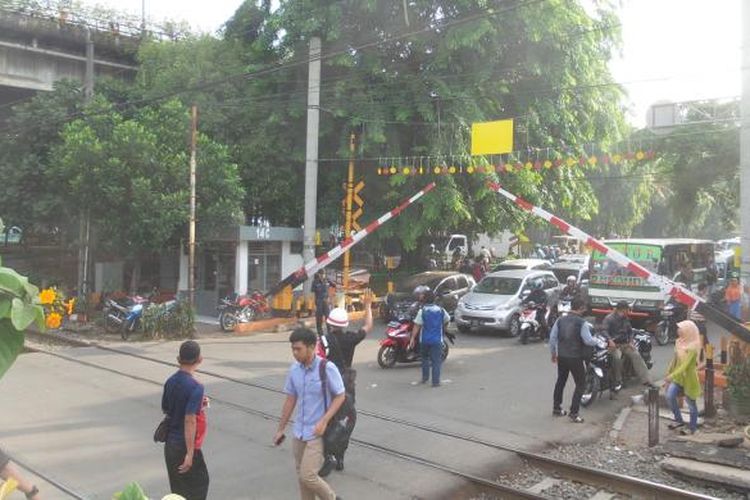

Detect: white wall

[235,241,249,295]
[94,261,124,292]
[281,241,305,290]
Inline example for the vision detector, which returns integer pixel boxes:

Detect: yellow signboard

[471,119,514,156]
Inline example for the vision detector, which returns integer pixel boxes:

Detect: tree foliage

[51,97,244,258]
[138,0,628,249]
[635,101,739,239]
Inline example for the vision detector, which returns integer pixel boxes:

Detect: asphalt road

[0,320,685,500]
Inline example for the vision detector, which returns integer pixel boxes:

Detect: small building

[93,225,304,317]
[178,225,305,316]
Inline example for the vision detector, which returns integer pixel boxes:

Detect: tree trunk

[129,258,142,296]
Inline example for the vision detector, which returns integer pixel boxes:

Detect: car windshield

[552,269,578,283]
[558,254,586,264]
[396,275,444,293]
[493,263,527,271]
[474,277,522,295]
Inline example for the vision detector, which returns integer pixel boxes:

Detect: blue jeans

[421,343,443,386]
[666,382,698,432]
[728,300,741,320]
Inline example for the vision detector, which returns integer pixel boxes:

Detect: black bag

[153,416,170,443]
[319,360,356,455]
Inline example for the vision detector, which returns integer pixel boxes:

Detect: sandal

[668,422,685,430]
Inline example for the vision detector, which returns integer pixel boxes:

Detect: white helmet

[567,275,577,284]
[326,307,349,328]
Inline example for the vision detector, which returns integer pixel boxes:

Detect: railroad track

[20,337,718,500]
[3,449,87,499]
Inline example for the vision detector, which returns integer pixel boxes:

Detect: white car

[491,258,552,272]
[455,269,560,336]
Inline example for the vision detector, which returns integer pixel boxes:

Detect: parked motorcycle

[518,302,555,345]
[655,298,686,346]
[377,317,451,368]
[217,291,271,332]
[103,295,148,340]
[581,329,653,407]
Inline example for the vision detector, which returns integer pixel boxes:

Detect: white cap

[326,307,349,328]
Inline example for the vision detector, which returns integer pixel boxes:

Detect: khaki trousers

[292,437,336,500]
[612,343,652,385]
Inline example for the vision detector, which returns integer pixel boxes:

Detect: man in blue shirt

[274,328,345,500]
[161,340,209,500]
[409,290,450,387]
[548,297,598,423]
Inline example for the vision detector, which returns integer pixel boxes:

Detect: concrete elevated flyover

[0,8,140,110]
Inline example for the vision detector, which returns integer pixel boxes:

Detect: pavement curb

[610,406,632,440]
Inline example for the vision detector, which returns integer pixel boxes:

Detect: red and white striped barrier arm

[487,181,702,310]
[268,182,437,296]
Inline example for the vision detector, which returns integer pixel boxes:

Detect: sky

[85,0,741,127]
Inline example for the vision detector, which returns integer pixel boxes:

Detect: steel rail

[25,344,718,500]
[5,449,88,499]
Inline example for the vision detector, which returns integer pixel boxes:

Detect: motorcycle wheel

[104,312,121,334]
[441,342,449,361]
[377,345,398,369]
[508,314,521,337]
[580,372,599,407]
[120,320,131,341]
[220,311,237,332]
[655,323,669,346]
[519,328,529,345]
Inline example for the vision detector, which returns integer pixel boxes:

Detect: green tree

[52,97,245,283]
[635,101,738,239]
[215,0,627,248]
[0,81,83,238]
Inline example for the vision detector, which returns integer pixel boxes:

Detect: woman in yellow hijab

[664,320,703,434]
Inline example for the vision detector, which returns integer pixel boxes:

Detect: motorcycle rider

[318,292,374,476]
[561,276,579,301]
[603,301,654,391]
[522,280,549,335]
[408,285,430,319]
[549,297,598,423]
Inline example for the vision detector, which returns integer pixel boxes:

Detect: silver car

[455,269,561,336]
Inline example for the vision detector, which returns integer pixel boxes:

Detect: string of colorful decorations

[376,149,656,176]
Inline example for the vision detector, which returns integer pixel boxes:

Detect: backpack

[319,360,357,456]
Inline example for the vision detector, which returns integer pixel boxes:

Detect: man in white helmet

[318,292,374,476]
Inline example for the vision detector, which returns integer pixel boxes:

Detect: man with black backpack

[318,291,374,476]
[274,328,344,500]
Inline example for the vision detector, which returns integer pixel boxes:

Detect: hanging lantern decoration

[375,145,658,176]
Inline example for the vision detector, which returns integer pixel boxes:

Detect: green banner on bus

[590,243,661,289]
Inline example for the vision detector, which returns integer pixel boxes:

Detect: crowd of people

[160,282,450,500]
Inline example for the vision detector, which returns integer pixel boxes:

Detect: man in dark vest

[548,297,598,423]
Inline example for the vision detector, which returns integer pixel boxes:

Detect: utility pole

[303,36,322,294]
[78,30,94,297]
[742,1,750,284]
[343,132,355,289]
[188,105,198,309]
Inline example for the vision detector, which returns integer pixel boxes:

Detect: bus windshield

[589,243,662,290]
